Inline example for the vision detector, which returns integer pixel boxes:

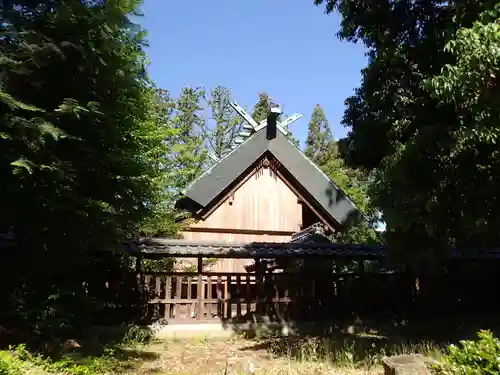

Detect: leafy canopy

[316,0,500,257]
[0,0,169,337]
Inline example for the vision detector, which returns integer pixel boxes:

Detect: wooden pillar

[135,255,143,290]
[357,259,365,274]
[165,274,172,319]
[135,255,147,319]
[255,258,264,315]
[197,256,204,320]
[135,255,143,273]
[357,259,365,315]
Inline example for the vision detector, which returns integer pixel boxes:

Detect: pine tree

[303,105,379,244]
[0,0,170,336]
[167,86,208,193]
[140,88,186,237]
[304,104,336,165]
[205,85,244,160]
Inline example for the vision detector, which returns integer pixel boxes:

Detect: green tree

[0,0,166,338]
[139,88,186,238]
[303,105,378,243]
[166,86,208,194]
[315,0,499,257]
[205,85,244,160]
[304,104,335,166]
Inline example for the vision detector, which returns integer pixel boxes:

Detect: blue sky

[137,1,367,147]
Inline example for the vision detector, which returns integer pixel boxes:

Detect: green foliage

[304,104,335,165]
[303,105,379,243]
[144,89,182,237]
[7,343,124,375]
[141,257,176,272]
[316,0,499,258]
[167,86,208,192]
[121,324,154,346]
[205,85,244,160]
[140,85,211,239]
[433,330,500,375]
[0,0,172,340]
[0,351,22,375]
[251,92,275,123]
[0,324,152,375]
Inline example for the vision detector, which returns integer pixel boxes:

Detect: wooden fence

[140,272,292,323]
[138,270,412,324]
[96,258,500,325]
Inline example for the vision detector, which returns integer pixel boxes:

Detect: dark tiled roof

[0,233,16,248]
[290,223,331,243]
[448,248,500,259]
[177,128,365,229]
[125,237,387,259]
[124,237,500,260]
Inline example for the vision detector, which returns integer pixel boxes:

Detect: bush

[433,330,500,375]
[0,351,22,375]
[2,343,126,375]
[121,324,154,346]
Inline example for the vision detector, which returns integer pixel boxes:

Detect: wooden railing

[140,272,306,323]
[139,271,414,324]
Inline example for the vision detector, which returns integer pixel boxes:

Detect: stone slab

[382,354,439,375]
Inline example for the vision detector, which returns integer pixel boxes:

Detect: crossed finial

[207,100,303,162]
[229,101,302,135]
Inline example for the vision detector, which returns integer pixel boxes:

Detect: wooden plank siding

[178,165,304,273]
[188,165,303,234]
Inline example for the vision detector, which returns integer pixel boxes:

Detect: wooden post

[226,276,232,319]
[165,276,172,319]
[357,259,365,316]
[175,275,182,318]
[135,255,146,318]
[135,255,143,273]
[236,275,242,316]
[197,256,204,320]
[155,275,161,320]
[217,276,222,318]
[357,259,365,274]
[255,258,264,315]
[246,275,251,316]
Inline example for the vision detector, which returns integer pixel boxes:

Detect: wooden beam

[184,227,296,237]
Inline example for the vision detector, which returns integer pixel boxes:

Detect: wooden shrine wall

[180,164,304,273]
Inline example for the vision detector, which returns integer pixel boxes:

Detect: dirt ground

[131,337,382,375]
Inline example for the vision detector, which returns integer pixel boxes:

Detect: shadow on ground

[21,325,161,365]
[64,325,159,358]
[226,314,500,364]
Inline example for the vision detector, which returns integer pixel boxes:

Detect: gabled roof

[177,127,365,229]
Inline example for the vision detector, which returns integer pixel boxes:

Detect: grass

[0,343,150,375]
[0,325,447,375]
[126,334,445,375]
[0,325,157,375]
